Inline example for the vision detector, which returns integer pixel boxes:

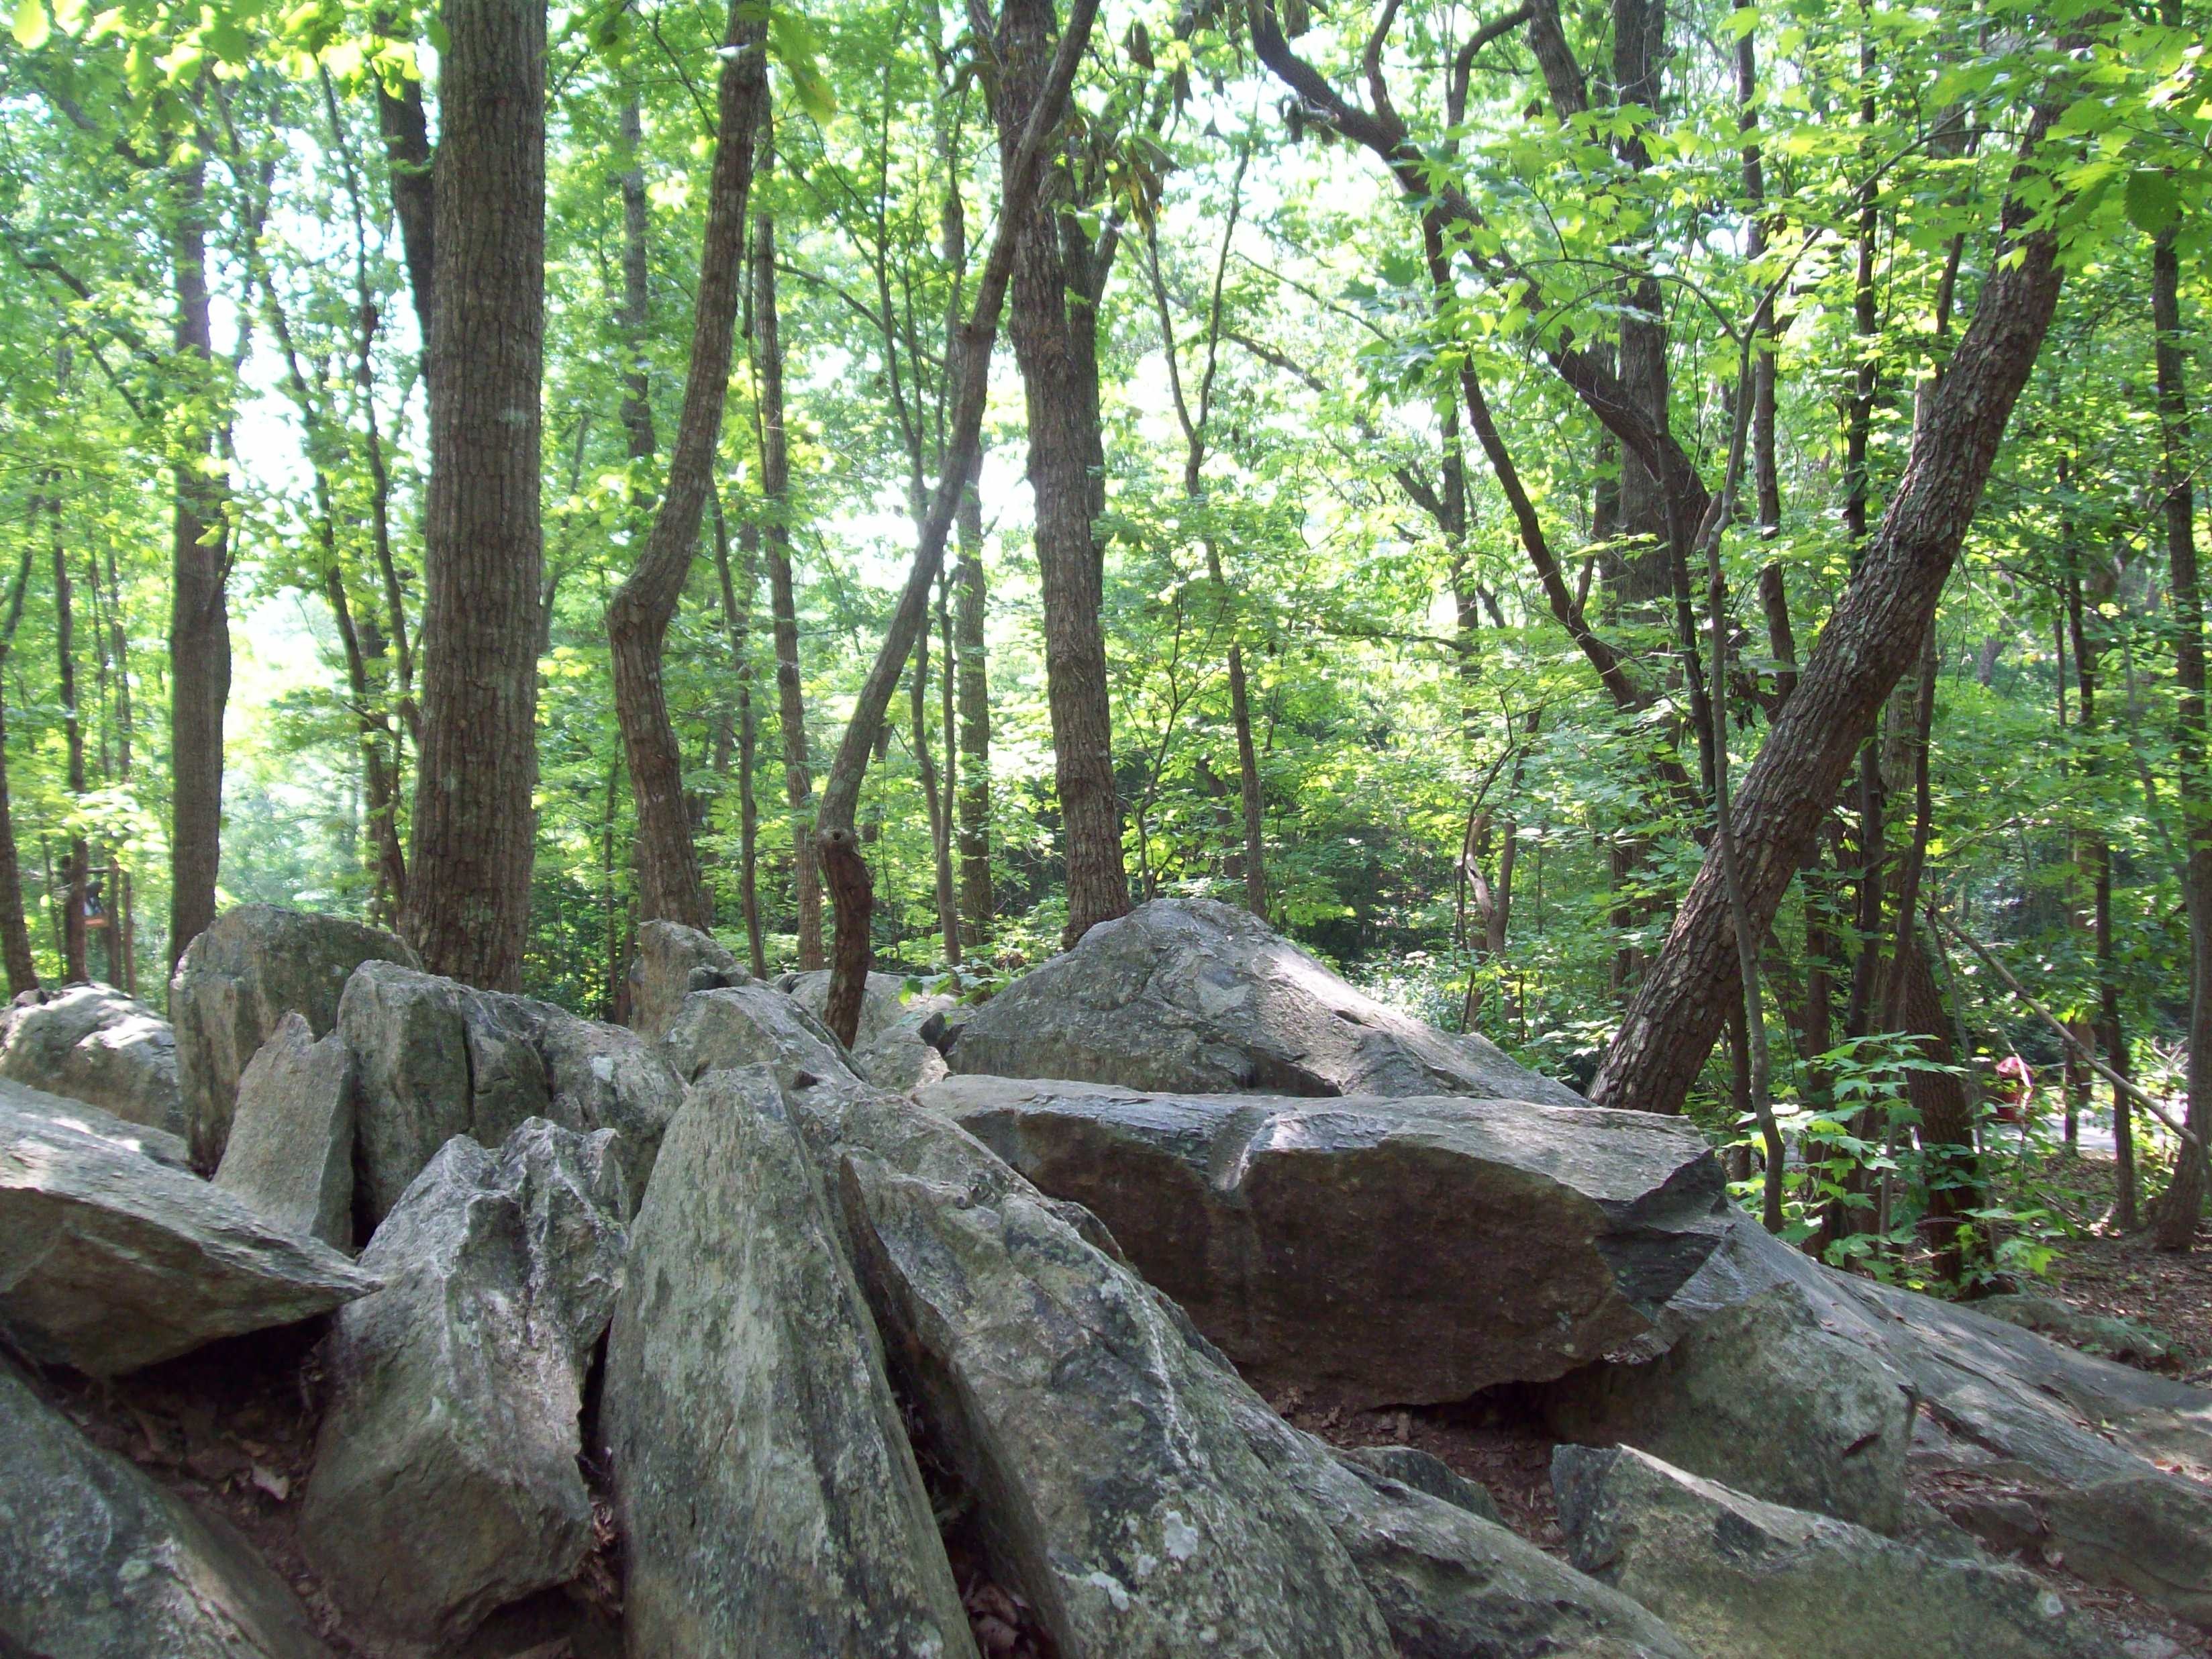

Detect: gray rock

[626,919,746,1041]
[301,1118,627,1648]
[1230,1398,1694,1659]
[1340,1445,1503,1525]
[1972,1291,2182,1367]
[213,1013,354,1250]
[780,968,954,1048]
[946,898,1585,1106]
[0,1072,190,1169]
[1552,1443,2109,1659]
[0,1088,376,1374]
[929,1076,1731,1406]
[605,1068,976,1659]
[172,905,419,1170]
[0,1359,331,1659]
[339,960,683,1225]
[855,1020,952,1094]
[0,981,181,1135]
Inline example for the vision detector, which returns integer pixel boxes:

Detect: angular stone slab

[0,980,181,1134]
[1552,1443,2111,1659]
[626,918,746,1042]
[0,1089,376,1374]
[929,1076,1731,1405]
[0,1073,189,1169]
[172,905,418,1170]
[339,960,683,1224]
[301,1118,627,1647]
[213,1012,354,1249]
[945,897,1585,1106]
[605,1068,975,1659]
[0,1360,332,1659]
[660,979,856,1089]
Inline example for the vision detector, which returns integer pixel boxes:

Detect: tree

[403,0,548,991]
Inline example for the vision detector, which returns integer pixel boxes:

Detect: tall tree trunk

[2151,221,2212,1250]
[1905,929,1982,1283]
[911,623,959,960]
[0,546,38,995]
[993,0,1130,947]
[101,545,134,994]
[814,0,1101,1044]
[939,572,962,966]
[752,201,823,968]
[714,499,769,976]
[1589,130,2067,1116]
[52,485,88,983]
[954,469,992,949]
[374,36,436,355]
[403,0,548,991]
[167,155,230,974]
[606,12,768,933]
[2074,562,2135,1223]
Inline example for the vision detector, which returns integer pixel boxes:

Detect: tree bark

[403,0,548,991]
[2151,221,2212,1250]
[1589,134,2067,1115]
[374,43,436,354]
[714,499,768,977]
[753,199,824,968]
[51,485,88,983]
[0,546,37,995]
[2073,562,2135,1225]
[813,0,1101,1044]
[992,0,1131,947]
[606,11,768,933]
[954,470,992,948]
[166,154,230,974]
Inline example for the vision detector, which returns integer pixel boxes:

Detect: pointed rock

[626,919,747,1042]
[301,1118,628,1647]
[605,1067,975,1658]
[172,905,418,1170]
[213,1012,354,1250]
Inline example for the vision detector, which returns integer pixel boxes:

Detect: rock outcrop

[659,978,854,1088]
[338,960,683,1224]
[605,1068,976,1658]
[1552,1443,2109,1659]
[0,1073,189,1169]
[930,1076,1732,1406]
[626,918,747,1041]
[0,981,181,1134]
[0,1360,332,1659]
[172,905,418,1170]
[212,1012,354,1249]
[301,1119,628,1647]
[0,1087,376,1374]
[945,898,1585,1106]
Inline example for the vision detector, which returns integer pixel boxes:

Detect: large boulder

[0,1073,189,1169]
[212,1012,354,1250]
[931,1077,1732,1407]
[301,1118,627,1648]
[172,905,418,1170]
[945,898,1585,1106]
[1552,1443,2111,1659]
[605,1068,976,1658]
[0,980,181,1134]
[0,1087,376,1374]
[338,960,683,1225]
[626,918,746,1041]
[780,968,956,1048]
[660,978,855,1088]
[0,1359,332,1659]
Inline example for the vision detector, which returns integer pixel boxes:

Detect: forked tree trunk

[752,197,824,969]
[607,11,768,933]
[403,0,548,991]
[167,156,230,974]
[1589,136,2067,1116]
[993,0,1130,947]
[815,0,1101,1045]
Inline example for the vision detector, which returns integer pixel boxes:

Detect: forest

[2,0,2209,1285]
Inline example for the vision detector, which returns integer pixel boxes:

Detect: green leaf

[2124,169,2180,234]
[769,8,836,121]
[11,0,49,50]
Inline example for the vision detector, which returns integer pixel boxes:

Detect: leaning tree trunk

[993,0,1130,947]
[606,9,768,933]
[403,0,548,991]
[167,155,230,974]
[1589,141,2067,1116]
[2151,221,2212,1250]
[814,0,1102,1045]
